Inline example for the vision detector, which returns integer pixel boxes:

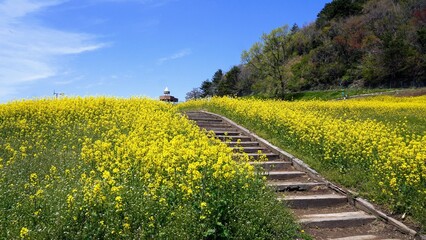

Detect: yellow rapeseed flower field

[180,96,426,226]
[0,97,306,239]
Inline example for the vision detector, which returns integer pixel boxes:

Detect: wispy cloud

[92,0,177,7]
[157,48,191,65]
[0,0,107,99]
[0,0,63,19]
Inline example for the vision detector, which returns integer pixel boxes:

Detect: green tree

[185,88,203,101]
[217,66,240,96]
[316,0,366,28]
[235,65,255,96]
[242,26,291,98]
[200,80,213,97]
[290,23,299,35]
[211,69,224,95]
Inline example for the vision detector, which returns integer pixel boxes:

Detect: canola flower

[180,96,426,226]
[20,227,29,239]
[0,97,305,239]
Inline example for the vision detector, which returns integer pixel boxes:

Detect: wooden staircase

[185,111,421,240]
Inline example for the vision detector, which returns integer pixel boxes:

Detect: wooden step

[308,225,408,240]
[264,170,305,180]
[196,122,230,127]
[249,160,292,171]
[299,211,376,228]
[213,130,241,136]
[185,113,209,118]
[244,152,280,160]
[279,194,347,208]
[218,135,252,141]
[201,127,237,131]
[227,141,260,147]
[231,146,268,153]
[233,152,280,161]
[268,181,326,191]
[328,235,398,240]
[190,118,222,122]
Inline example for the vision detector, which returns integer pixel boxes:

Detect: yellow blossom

[20,227,29,238]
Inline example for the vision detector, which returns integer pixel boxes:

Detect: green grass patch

[283,88,396,101]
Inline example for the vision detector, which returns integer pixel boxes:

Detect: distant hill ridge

[187,0,426,100]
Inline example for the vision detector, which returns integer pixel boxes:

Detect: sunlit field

[0,97,307,239]
[179,96,426,226]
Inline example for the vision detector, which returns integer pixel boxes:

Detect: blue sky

[0,0,331,103]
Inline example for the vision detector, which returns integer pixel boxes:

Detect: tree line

[186,0,426,100]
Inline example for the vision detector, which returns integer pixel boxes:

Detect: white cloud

[0,0,62,19]
[157,48,191,65]
[0,0,107,99]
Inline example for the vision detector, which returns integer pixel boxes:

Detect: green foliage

[185,88,203,101]
[316,0,367,28]
[217,66,240,96]
[190,0,426,99]
[211,69,224,86]
[200,80,213,97]
[282,88,394,101]
[418,27,426,50]
[242,26,292,98]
